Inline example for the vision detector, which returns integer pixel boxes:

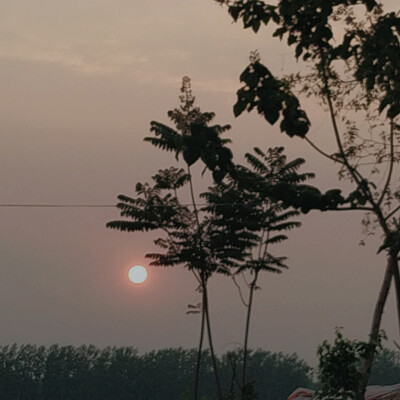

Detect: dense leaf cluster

[220,0,400,128]
[202,147,312,273]
[317,329,387,400]
[144,79,234,183]
[146,122,234,183]
[107,77,316,280]
[234,59,310,138]
[107,145,317,278]
[108,167,226,276]
[355,12,400,118]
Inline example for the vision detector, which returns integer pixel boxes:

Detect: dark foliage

[202,146,313,272]
[369,348,400,385]
[0,345,312,400]
[317,330,371,400]
[218,0,399,122]
[0,344,397,400]
[214,2,400,396]
[234,55,310,138]
[144,76,234,183]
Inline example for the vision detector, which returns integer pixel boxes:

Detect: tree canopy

[214,1,400,397]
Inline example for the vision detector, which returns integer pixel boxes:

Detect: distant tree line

[0,344,397,400]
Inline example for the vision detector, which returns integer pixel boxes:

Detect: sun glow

[128,265,148,284]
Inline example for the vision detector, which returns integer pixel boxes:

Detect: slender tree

[215,1,400,397]
[107,78,315,400]
[107,77,237,400]
[203,147,314,399]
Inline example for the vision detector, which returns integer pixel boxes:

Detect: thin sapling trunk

[194,287,206,400]
[358,251,397,400]
[203,281,223,400]
[241,270,259,400]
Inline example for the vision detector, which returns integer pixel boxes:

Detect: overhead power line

[0,202,262,208]
[0,204,115,208]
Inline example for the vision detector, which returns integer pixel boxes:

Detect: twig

[384,205,400,221]
[304,136,342,163]
[377,119,395,207]
[232,275,249,307]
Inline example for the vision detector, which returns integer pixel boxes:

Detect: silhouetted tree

[369,347,400,385]
[215,1,400,396]
[203,147,314,399]
[0,344,315,400]
[107,74,323,399]
[107,78,315,400]
[247,350,312,400]
[2,344,399,400]
[317,329,385,400]
[107,77,236,400]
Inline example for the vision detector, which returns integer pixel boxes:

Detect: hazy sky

[0,0,398,365]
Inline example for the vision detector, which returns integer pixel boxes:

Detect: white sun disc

[128,265,148,284]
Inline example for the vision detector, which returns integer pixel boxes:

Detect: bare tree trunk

[194,289,206,400]
[391,258,400,336]
[241,272,258,400]
[203,283,223,400]
[228,352,238,396]
[358,252,396,400]
[187,166,221,398]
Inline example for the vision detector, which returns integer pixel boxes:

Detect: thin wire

[0,204,115,208]
[0,202,265,209]
[0,201,395,215]
[0,202,387,210]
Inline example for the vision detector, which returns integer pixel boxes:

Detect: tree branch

[304,136,343,163]
[319,54,370,188]
[384,205,400,221]
[232,274,249,307]
[377,119,395,207]
[192,270,202,286]
[334,206,374,212]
